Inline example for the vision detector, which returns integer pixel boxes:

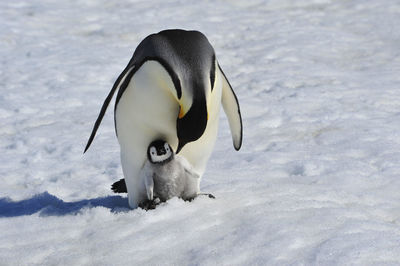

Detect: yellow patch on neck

[179,106,185,119]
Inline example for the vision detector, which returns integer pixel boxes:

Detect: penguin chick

[142,140,201,203]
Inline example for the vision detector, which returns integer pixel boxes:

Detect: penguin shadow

[0,192,130,217]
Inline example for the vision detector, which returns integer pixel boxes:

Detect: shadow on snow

[0,192,130,217]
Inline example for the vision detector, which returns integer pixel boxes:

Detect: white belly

[115,61,222,208]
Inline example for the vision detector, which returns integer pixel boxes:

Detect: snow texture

[1,0,400,265]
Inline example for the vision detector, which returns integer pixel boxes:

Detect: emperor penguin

[142,140,201,204]
[84,29,242,209]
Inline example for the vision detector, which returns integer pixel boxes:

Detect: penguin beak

[176,105,187,153]
[176,140,185,154]
[176,91,208,154]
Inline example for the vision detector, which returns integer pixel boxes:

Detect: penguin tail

[111,178,127,193]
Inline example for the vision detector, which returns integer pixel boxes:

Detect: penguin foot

[198,193,215,199]
[185,193,215,202]
[139,198,161,210]
[111,178,127,193]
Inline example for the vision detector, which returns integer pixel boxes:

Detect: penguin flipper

[83,63,135,153]
[143,171,154,201]
[219,64,243,150]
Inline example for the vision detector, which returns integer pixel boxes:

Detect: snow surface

[1,0,400,265]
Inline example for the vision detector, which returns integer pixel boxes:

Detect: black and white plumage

[84,29,242,209]
[142,140,200,203]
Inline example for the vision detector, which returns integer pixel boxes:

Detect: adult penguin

[84,29,242,208]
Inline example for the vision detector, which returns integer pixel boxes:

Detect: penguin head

[176,84,208,153]
[148,140,174,164]
[151,30,215,154]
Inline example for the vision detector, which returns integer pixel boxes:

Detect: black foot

[206,193,216,199]
[111,178,127,193]
[139,198,161,210]
[199,193,215,199]
[185,193,215,202]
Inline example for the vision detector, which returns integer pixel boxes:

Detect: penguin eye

[150,147,156,156]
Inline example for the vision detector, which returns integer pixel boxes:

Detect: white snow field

[1,0,400,265]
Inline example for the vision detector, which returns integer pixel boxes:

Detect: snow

[1,0,400,264]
